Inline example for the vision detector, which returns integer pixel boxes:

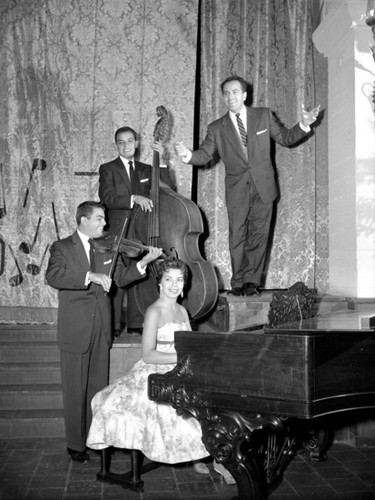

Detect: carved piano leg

[301,427,334,462]
[201,411,297,500]
[220,458,268,500]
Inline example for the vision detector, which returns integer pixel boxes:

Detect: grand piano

[148,309,375,499]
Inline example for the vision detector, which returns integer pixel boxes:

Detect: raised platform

[195,290,359,332]
[110,333,142,382]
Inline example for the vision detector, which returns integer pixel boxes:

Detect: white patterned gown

[86,322,209,464]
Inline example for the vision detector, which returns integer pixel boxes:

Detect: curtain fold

[0,0,198,310]
[198,0,322,290]
[0,0,328,314]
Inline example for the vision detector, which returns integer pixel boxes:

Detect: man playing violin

[99,126,171,337]
[46,200,162,464]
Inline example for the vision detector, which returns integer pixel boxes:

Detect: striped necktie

[236,113,247,148]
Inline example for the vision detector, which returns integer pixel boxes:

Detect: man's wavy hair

[76,201,105,225]
[220,75,248,93]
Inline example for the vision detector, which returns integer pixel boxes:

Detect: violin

[91,233,162,258]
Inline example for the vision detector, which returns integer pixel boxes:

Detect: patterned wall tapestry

[196,0,328,291]
[0,0,198,311]
[0,0,329,318]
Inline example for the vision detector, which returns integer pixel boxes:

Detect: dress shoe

[127,327,143,335]
[67,448,90,463]
[243,282,260,296]
[227,287,244,296]
[113,328,122,338]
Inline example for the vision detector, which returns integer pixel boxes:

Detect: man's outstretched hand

[301,103,321,127]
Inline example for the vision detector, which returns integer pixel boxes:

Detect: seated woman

[86,258,210,475]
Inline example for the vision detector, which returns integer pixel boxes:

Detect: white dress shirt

[77,229,93,285]
[119,156,135,208]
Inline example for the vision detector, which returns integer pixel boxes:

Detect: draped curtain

[197,0,328,291]
[0,0,328,317]
[0,0,198,312]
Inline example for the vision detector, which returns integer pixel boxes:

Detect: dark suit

[98,157,157,235]
[45,230,144,451]
[98,156,170,329]
[189,107,308,288]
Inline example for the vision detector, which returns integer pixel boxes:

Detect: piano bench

[96,447,161,491]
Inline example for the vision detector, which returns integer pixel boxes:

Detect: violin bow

[108,216,130,279]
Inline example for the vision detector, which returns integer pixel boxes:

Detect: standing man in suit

[175,75,320,297]
[46,201,162,463]
[99,126,171,336]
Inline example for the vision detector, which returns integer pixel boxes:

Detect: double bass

[127,106,218,321]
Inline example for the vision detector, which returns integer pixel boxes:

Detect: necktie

[88,239,96,273]
[129,160,140,195]
[129,160,135,190]
[236,113,247,148]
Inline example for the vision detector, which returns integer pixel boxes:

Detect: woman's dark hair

[155,258,188,285]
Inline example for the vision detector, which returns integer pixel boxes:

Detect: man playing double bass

[99,126,172,337]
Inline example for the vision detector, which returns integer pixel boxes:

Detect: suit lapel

[134,160,150,196]
[72,231,90,271]
[115,157,131,185]
[246,108,258,142]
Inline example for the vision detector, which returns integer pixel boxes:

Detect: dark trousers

[227,183,273,289]
[111,283,143,330]
[60,318,109,451]
[126,284,144,330]
[111,282,124,330]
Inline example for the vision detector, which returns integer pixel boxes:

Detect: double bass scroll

[127,106,218,320]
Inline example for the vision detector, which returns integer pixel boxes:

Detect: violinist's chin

[91,227,105,239]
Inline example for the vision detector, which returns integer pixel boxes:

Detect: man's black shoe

[243,282,260,296]
[127,327,143,335]
[228,287,244,296]
[113,328,122,338]
[67,448,90,463]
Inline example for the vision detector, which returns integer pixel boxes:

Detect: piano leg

[200,412,297,500]
[300,425,334,462]
[219,458,268,500]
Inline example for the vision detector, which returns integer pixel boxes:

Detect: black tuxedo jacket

[98,157,170,234]
[45,230,143,353]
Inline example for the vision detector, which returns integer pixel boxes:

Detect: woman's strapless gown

[86,322,209,464]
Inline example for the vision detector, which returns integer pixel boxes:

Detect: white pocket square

[256,128,267,135]
[140,178,149,183]
[104,259,112,265]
